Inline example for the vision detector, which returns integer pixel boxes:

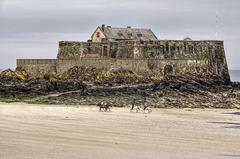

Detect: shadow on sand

[223,112,240,116]
[208,122,240,129]
[219,154,240,158]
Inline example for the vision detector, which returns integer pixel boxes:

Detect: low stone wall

[17,59,57,77]
[56,58,112,73]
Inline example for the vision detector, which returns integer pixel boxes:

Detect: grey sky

[0,0,240,69]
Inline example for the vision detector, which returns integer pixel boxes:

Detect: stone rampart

[16,39,230,82]
[56,58,209,77]
[17,59,57,77]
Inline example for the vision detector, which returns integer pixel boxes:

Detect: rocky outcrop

[0,77,86,98]
[0,67,238,108]
[41,76,237,108]
[0,72,239,108]
[0,68,29,81]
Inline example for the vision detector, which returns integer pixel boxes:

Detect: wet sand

[0,103,240,159]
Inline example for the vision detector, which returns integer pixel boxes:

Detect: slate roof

[100,26,158,41]
[184,37,193,41]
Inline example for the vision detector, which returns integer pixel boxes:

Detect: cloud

[0,0,240,69]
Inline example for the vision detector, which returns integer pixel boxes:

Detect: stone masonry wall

[16,58,227,81]
[56,58,209,77]
[17,40,230,82]
[17,59,57,77]
[57,40,230,82]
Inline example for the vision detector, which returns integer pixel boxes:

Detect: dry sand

[0,103,240,159]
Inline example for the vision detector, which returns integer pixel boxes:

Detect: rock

[0,68,239,109]
[0,68,29,81]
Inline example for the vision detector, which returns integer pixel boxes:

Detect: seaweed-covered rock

[0,67,239,109]
[0,68,29,81]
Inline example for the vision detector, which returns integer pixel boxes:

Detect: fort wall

[57,40,230,81]
[58,40,226,60]
[56,58,209,77]
[17,40,230,82]
[17,58,209,78]
[17,59,57,77]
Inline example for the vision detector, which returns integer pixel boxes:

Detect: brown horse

[97,102,112,112]
[143,105,152,113]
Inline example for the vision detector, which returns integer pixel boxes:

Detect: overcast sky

[0,0,239,69]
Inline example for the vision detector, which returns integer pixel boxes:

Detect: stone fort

[17,24,230,82]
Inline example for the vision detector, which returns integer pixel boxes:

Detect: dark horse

[97,101,112,112]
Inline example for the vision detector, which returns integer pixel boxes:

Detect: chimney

[102,24,105,31]
[127,26,131,29]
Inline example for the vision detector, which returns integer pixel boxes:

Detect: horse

[130,99,152,113]
[97,101,112,112]
[143,105,152,113]
[130,99,141,113]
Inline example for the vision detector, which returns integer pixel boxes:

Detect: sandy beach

[0,103,240,159]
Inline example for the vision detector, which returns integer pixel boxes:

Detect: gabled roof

[99,26,158,41]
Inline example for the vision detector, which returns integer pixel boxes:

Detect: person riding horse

[97,101,112,112]
[142,97,152,113]
[130,99,141,112]
[130,97,152,113]
[130,99,136,111]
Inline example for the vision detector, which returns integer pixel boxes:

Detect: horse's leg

[130,105,133,112]
[143,108,147,113]
[148,108,152,113]
[146,107,152,113]
[105,106,108,112]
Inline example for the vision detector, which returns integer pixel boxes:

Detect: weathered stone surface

[17,39,230,83]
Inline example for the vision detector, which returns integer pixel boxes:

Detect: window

[96,32,100,38]
[137,33,142,37]
[118,33,123,36]
[128,33,133,37]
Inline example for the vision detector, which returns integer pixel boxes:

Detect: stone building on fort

[17,24,230,82]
